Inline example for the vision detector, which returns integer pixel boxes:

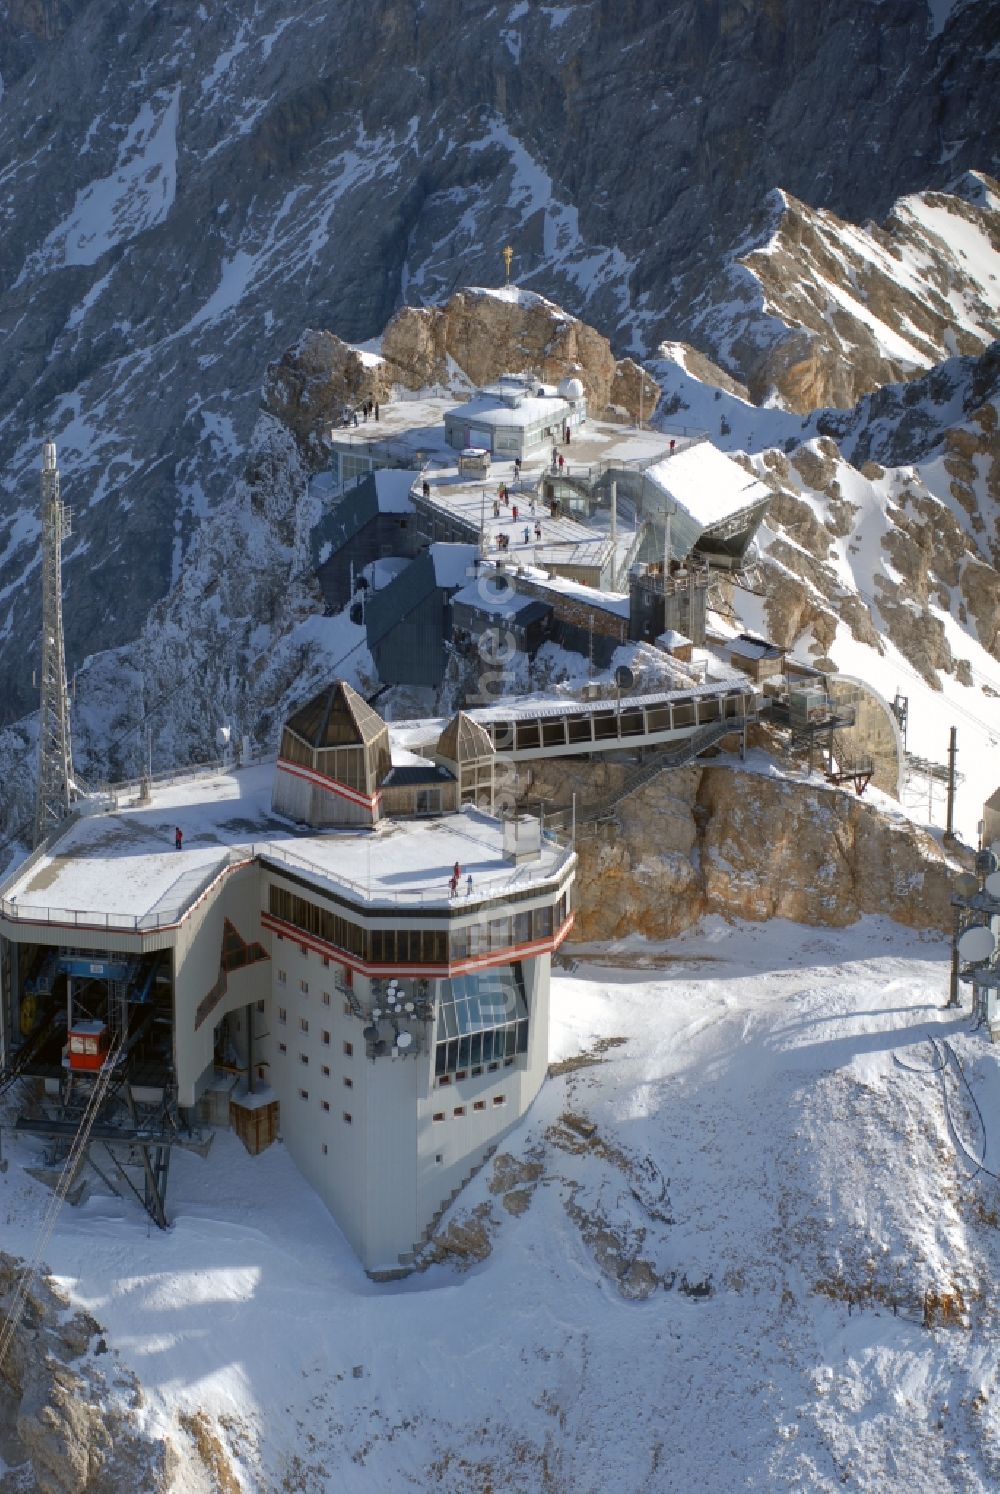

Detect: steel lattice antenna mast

[33,439,75,846]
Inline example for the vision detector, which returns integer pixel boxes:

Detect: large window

[434,964,528,1078]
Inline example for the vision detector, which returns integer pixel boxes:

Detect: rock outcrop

[262,331,393,468]
[0,1253,176,1493]
[521,756,958,942]
[690,174,1000,412]
[263,290,662,464]
[381,289,659,420]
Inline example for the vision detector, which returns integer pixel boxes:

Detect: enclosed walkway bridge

[467,680,757,761]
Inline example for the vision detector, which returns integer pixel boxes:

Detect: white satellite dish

[372,1007,382,1019]
[958,925,997,963]
[404,1002,414,1013]
[396,1031,412,1050]
[985,870,1000,899]
[990,839,1000,859]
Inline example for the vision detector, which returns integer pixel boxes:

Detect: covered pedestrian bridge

[467,680,757,760]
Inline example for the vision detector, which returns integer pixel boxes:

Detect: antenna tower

[33,440,75,846]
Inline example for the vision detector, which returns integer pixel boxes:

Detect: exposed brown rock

[261,329,392,469]
[962,557,1000,659]
[738,185,1000,411]
[0,1253,177,1494]
[696,768,955,930]
[380,289,659,419]
[519,760,957,941]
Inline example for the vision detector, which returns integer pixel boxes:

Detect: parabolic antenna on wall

[396,1031,412,1050]
[985,870,1000,899]
[958,925,997,963]
[955,872,979,897]
[614,664,634,692]
[991,839,1000,860]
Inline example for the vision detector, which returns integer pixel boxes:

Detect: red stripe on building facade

[260,910,574,979]
[276,757,382,810]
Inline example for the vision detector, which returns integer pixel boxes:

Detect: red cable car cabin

[68,1020,110,1072]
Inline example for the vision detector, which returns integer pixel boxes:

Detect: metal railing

[259,837,574,909]
[537,718,745,834]
[0,833,576,935]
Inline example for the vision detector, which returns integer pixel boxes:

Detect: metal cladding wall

[315,512,420,613]
[172,863,270,1107]
[370,588,450,689]
[271,762,379,828]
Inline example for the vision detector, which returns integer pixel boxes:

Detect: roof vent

[503,814,542,864]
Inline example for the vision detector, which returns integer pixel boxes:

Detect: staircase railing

[540,718,741,835]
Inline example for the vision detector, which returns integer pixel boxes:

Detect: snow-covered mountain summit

[686,172,1000,411]
[0,0,996,720]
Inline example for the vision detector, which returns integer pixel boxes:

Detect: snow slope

[2,917,997,1490]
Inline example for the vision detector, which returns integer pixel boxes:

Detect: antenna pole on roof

[946,726,957,841]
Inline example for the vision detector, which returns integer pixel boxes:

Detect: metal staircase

[542,718,741,835]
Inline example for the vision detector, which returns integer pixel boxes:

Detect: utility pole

[33,440,76,847]
[945,726,957,840]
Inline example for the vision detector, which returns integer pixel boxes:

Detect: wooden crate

[229,1095,280,1156]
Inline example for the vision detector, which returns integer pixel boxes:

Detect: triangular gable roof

[437,711,495,763]
[285,680,386,748]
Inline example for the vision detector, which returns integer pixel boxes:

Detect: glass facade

[434,963,528,1078]
[268,885,570,970]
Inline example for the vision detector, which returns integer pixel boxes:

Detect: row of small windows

[269,885,571,966]
[432,1096,506,1121]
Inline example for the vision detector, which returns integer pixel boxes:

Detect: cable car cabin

[68,1020,110,1072]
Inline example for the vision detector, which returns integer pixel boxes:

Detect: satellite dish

[404,1001,414,1013]
[363,1025,377,1043]
[614,664,634,691]
[396,1031,412,1050]
[991,839,1000,859]
[975,849,999,877]
[985,870,1000,899]
[954,872,979,897]
[372,1008,382,1020]
[958,925,997,963]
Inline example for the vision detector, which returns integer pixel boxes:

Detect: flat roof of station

[0,765,570,932]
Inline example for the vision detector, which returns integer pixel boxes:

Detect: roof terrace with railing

[0,762,572,936]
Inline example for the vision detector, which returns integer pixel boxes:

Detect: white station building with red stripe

[0,682,576,1273]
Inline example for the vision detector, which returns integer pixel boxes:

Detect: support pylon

[33,440,75,847]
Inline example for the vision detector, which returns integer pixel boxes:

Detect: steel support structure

[33,441,75,847]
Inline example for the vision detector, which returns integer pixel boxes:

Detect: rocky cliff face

[522,755,959,942]
[0,1252,176,1492]
[688,173,1000,411]
[0,0,996,721]
[261,289,659,463]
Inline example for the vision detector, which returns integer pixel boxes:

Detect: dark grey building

[451,579,553,659]
[365,544,479,689]
[311,469,421,611]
